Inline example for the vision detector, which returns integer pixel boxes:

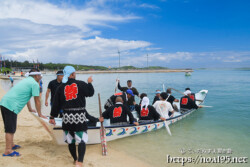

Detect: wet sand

[0,85,151,167]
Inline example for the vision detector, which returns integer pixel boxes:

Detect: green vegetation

[0,67,12,73]
[1,60,169,71]
[1,60,108,71]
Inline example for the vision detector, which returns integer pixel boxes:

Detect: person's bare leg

[75,162,83,167]
[4,133,14,155]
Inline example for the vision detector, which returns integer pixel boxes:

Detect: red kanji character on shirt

[64,83,78,101]
[190,95,195,101]
[181,98,188,105]
[113,107,122,118]
[141,108,149,117]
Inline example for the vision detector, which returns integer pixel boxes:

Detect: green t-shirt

[0,77,40,114]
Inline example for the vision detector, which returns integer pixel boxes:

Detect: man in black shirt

[104,90,134,110]
[135,96,165,123]
[118,79,139,111]
[152,90,161,105]
[185,88,203,103]
[49,66,103,167]
[166,88,179,105]
[45,70,64,107]
[102,96,139,126]
[180,90,202,112]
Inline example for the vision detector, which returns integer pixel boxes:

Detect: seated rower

[166,88,179,111]
[180,90,202,112]
[102,97,139,126]
[185,88,203,102]
[153,92,176,119]
[135,96,165,123]
[152,90,161,105]
[104,89,134,110]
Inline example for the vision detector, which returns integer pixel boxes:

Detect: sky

[0,0,250,68]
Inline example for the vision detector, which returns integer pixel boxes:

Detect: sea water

[1,69,249,167]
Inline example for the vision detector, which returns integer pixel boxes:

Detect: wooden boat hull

[33,90,208,145]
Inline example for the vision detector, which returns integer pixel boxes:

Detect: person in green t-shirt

[0,68,47,157]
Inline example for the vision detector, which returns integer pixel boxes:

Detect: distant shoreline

[73,69,193,74]
[0,69,193,78]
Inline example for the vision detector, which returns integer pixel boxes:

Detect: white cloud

[5,37,151,66]
[139,3,159,9]
[0,0,150,66]
[0,0,139,31]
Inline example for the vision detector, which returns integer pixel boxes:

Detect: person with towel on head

[49,66,104,167]
[135,95,166,123]
[184,88,203,103]
[0,68,47,157]
[180,89,202,112]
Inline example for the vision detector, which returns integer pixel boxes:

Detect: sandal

[2,151,21,157]
[12,145,21,150]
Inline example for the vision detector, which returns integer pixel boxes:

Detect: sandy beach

[0,85,151,167]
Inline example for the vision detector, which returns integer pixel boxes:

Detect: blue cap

[155,90,161,94]
[126,89,134,96]
[62,66,76,83]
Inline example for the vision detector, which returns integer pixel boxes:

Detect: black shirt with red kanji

[180,95,198,110]
[135,104,160,121]
[50,78,98,131]
[102,103,136,124]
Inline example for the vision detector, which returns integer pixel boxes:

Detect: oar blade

[164,121,172,136]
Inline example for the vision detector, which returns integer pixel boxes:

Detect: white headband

[28,72,42,75]
[26,72,42,76]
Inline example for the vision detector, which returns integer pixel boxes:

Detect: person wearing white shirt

[153,92,174,119]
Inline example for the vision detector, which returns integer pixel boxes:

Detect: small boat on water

[185,72,192,76]
[33,90,208,145]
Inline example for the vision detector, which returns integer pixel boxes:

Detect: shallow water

[1,69,250,167]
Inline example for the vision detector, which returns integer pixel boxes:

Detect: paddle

[200,105,213,108]
[169,87,185,96]
[115,78,119,93]
[98,93,107,156]
[165,121,172,136]
[158,103,172,136]
[162,83,166,92]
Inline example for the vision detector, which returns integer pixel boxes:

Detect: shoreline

[1,69,193,77]
[0,84,151,167]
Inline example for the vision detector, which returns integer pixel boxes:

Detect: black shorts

[1,106,17,133]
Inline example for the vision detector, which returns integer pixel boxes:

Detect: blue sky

[0,0,250,68]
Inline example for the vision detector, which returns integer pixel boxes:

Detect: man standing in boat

[104,89,134,110]
[117,79,139,111]
[49,66,103,167]
[45,70,64,117]
[0,68,47,157]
